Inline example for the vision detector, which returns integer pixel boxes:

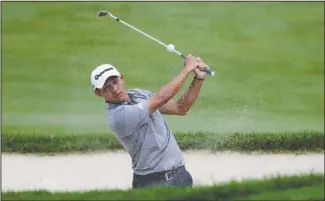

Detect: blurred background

[2,2,324,135]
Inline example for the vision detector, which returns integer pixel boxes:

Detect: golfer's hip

[132,165,193,188]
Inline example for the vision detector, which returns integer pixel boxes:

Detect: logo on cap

[94,67,113,80]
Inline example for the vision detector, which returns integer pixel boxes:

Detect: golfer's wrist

[194,76,205,81]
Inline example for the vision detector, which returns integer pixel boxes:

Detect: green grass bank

[2,131,324,154]
[2,174,324,200]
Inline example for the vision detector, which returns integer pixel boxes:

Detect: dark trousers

[132,166,193,189]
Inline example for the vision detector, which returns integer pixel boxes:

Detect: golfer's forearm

[176,77,203,114]
[156,69,191,104]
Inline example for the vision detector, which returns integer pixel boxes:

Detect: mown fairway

[2,2,324,135]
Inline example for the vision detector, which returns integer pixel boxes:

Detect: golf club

[97,11,215,77]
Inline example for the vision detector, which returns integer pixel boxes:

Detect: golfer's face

[102,76,125,103]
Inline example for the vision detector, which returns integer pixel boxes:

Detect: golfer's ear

[94,88,102,97]
[120,74,124,80]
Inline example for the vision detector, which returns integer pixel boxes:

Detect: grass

[236,183,324,200]
[2,131,323,154]
[2,4,323,200]
[2,174,324,200]
[2,2,324,136]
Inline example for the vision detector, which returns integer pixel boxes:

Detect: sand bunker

[2,151,324,192]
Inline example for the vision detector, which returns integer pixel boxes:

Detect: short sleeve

[144,89,155,98]
[112,100,150,137]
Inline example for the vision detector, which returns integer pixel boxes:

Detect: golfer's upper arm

[139,90,162,114]
[148,94,170,114]
[158,100,184,115]
[145,90,180,114]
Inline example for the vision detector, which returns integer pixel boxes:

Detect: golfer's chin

[116,94,128,103]
[117,96,126,102]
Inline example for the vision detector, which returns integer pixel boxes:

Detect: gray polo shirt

[106,88,185,175]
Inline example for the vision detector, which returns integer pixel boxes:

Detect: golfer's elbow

[177,107,189,116]
[178,111,188,116]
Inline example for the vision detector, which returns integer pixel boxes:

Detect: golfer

[91,55,209,189]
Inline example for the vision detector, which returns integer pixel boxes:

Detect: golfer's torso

[107,89,185,175]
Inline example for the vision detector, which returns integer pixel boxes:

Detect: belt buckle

[165,171,173,181]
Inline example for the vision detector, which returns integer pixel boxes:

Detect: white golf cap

[90,64,121,90]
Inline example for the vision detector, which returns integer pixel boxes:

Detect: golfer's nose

[111,85,119,93]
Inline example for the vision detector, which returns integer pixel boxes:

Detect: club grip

[204,68,215,76]
[181,54,215,76]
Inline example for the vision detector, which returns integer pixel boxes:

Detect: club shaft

[106,12,215,76]
[119,20,184,57]
[123,20,165,46]
[112,15,183,54]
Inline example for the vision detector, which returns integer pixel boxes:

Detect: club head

[97,11,109,17]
